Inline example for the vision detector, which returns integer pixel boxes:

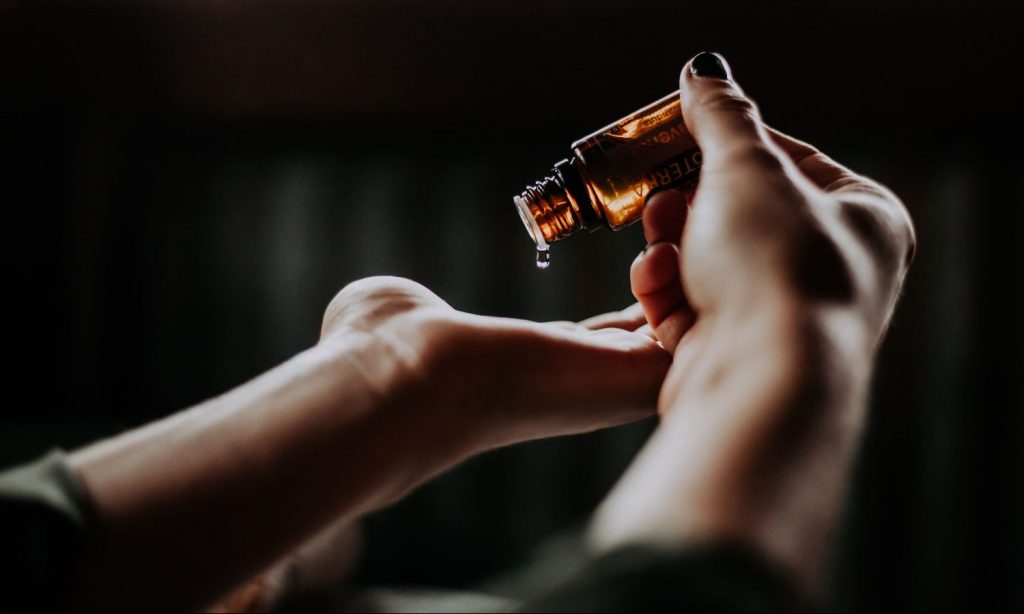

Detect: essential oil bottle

[514,91,701,267]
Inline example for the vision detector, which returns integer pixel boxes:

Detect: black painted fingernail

[690,52,730,80]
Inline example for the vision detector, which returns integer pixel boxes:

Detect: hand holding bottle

[631,51,914,399]
[592,52,915,595]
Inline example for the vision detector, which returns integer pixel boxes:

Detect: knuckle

[818,169,916,275]
[876,190,917,268]
[800,152,843,178]
[700,89,761,122]
[839,198,917,274]
[841,202,891,258]
[785,213,857,304]
[902,212,918,268]
[825,173,882,198]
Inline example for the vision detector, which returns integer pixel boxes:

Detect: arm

[67,278,671,611]
[590,52,915,598]
[68,333,418,610]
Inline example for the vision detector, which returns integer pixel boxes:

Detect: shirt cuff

[521,541,803,612]
[0,450,95,611]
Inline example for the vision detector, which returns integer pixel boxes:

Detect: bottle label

[573,92,702,229]
[643,148,702,193]
[603,97,701,198]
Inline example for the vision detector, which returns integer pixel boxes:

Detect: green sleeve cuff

[0,450,95,611]
[522,541,804,612]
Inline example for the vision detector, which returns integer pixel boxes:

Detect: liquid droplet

[535,249,551,270]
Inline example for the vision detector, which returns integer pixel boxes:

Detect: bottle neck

[514,159,598,248]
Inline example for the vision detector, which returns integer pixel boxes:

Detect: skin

[590,53,915,597]
[67,279,669,611]
[64,52,914,611]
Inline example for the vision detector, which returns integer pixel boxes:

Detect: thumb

[679,52,780,174]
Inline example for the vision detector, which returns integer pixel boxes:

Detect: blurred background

[2,0,1022,609]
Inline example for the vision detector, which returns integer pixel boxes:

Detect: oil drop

[535,248,551,270]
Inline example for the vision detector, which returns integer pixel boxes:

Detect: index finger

[767,126,916,279]
[578,303,648,331]
[766,126,898,205]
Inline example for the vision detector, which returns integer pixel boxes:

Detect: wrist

[316,316,478,484]
[595,299,873,595]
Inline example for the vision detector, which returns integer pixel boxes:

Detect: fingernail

[690,52,731,80]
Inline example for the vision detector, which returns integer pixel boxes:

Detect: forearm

[590,297,874,595]
[67,332,455,611]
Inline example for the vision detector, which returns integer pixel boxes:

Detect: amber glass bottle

[515,91,701,260]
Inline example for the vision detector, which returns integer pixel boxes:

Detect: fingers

[630,190,694,352]
[635,323,656,339]
[578,303,648,331]
[584,189,693,348]
[766,126,904,206]
[765,126,859,192]
[764,126,818,163]
[643,189,688,244]
[766,125,916,273]
[631,244,694,353]
[492,322,670,443]
[679,52,779,173]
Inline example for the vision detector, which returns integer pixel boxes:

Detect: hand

[631,58,914,368]
[200,281,669,613]
[319,276,670,455]
[70,276,668,611]
[591,52,915,594]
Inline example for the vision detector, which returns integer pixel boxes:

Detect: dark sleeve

[521,541,804,612]
[0,450,94,611]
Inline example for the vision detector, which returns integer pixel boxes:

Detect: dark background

[3,0,1023,610]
